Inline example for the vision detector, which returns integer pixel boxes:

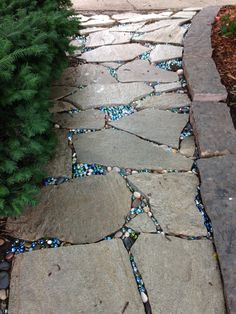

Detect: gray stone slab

[53,109,105,129]
[150,44,183,63]
[128,173,206,235]
[6,172,131,243]
[9,240,144,314]
[110,22,145,32]
[134,24,187,45]
[197,156,236,313]
[64,83,153,110]
[101,62,123,69]
[50,86,78,100]
[138,19,188,33]
[81,19,115,28]
[135,93,191,110]
[54,64,117,86]
[190,102,236,157]
[73,129,193,171]
[110,109,188,148]
[183,56,227,102]
[49,101,77,113]
[117,60,178,83]
[155,82,182,93]
[79,26,107,36]
[183,7,202,11]
[86,30,132,47]
[126,213,156,233]
[131,234,225,314]
[112,12,173,23]
[81,44,150,63]
[180,135,195,158]
[44,130,72,178]
[172,10,197,19]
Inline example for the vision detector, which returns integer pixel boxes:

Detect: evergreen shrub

[0,0,79,216]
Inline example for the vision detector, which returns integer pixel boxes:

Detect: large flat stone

[138,19,188,33]
[155,82,182,93]
[172,10,197,19]
[117,60,178,83]
[197,156,236,313]
[64,83,153,110]
[81,18,115,28]
[134,24,187,45]
[126,213,156,233]
[110,22,145,32]
[180,135,195,158]
[190,102,236,157]
[6,172,131,243]
[128,173,206,236]
[112,12,173,23]
[9,240,144,314]
[150,44,183,63]
[81,44,150,62]
[131,234,225,314]
[183,56,227,102]
[135,93,191,110]
[53,109,105,129]
[79,26,107,36]
[50,86,78,100]
[49,101,77,113]
[110,109,188,148]
[44,130,72,177]
[86,30,132,47]
[54,64,117,86]
[73,129,193,171]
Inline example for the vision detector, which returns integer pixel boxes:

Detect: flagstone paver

[50,86,78,100]
[44,130,72,178]
[112,12,173,23]
[54,64,117,86]
[172,10,197,19]
[134,24,187,45]
[79,26,107,36]
[128,173,206,235]
[110,22,145,32]
[116,60,179,83]
[138,19,188,33]
[6,172,131,243]
[9,240,144,314]
[49,100,77,113]
[135,93,191,110]
[73,129,193,170]
[197,156,236,313]
[126,213,156,233]
[155,81,182,93]
[150,44,183,63]
[53,109,105,129]
[86,30,132,47]
[180,135,195,158]
[64,83,153,109]
[131,234,225,314]
[80,18,115,28]
[110,109,188,148]
[80,43,150,62]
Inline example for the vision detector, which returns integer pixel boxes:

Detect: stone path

[4,8,227,314]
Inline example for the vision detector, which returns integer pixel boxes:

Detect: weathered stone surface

[150,44,183,63]
[183,56,227,102]
[180,135,196,158]
[44,130,71,177]
[134,24,187,45]
[138,19,188,33]
[54,64,117,86]
[190,102,236,157]
[73,129,193,171]
[86,30,131,47]
[50,86,78,100]
[117,60,178,83]
[53,109,105,129]
[135,93,191,110]
[110,22,145,32]
[126,213,156,233]
[112,12,173,23]
[101,62,123,69]
[183,7,221,58]
[183,7,202,11]
[6,172,131,243]
[110,109,188,148]
[78,14,90,22]
[49,101,77,113]
[9,240,144,314]
[81,44,150,62]
[172,10,197,19]
[131,234,225,314]
[81,18,115,28]
[197,155,236,313]
[128,173,206,235]
[64,83,153,110]
[155,82,182,93]
[79,26,107,36]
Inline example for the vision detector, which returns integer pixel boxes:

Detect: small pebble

[141,292,148,303]
[124,231,130,238]
[177,68,184,76]
[114,231,123,238]
[0,239,5,247]
[0,262,10,272]
[0,272,9,289]
[107,166,112,172]
[134,191,141,199]
[54,124,60,129]
[113,167,120,173]
[0,290,7,301]
[5,253,14,261]
[132,170,138,174]
[147,212,153,217]
[143,206,150,213]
